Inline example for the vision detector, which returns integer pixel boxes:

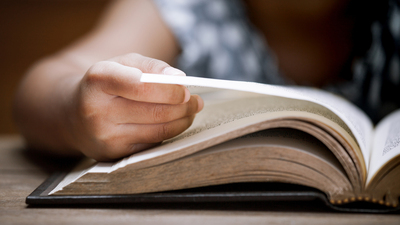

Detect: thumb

[108,53,186,76]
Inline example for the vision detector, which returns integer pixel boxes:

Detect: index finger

[88,61,190,104]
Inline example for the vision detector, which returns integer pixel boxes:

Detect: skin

[13,0,203,161]
[13,0,354,161]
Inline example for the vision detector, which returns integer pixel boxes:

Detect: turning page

[141,74,373,166]
[50,75,373,195]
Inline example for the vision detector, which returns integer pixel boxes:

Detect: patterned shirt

[153,0,400,123]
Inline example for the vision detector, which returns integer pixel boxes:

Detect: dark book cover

[26,172,400,213]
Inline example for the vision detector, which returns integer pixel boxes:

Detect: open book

[48,74,400,208]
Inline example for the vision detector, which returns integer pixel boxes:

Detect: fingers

[108,53,186,75]
[93,115,196,160]
[84,60,190,104]
[111,95,203,124]
[121,114,195,144]
[90,143,161,162]
[76,53,202,161]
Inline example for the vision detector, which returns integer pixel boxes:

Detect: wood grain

[0,0,109,134]
[0,135,399,225]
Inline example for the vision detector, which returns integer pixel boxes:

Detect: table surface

[1,135,400,225]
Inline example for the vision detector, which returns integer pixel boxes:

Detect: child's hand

[68,54,203,161]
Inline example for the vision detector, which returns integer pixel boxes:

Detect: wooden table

[1,135,400,225]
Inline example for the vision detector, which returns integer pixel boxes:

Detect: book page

[165,92,350,144]
[291,87,374,168]
[105,91,362,174]
[49,158,99,195]
[192,128,346,176]
[81,74,372,175]
[50,90,354,195]
[366,109,400,185]
[141,74,373,165]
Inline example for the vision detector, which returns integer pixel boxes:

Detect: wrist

[58,74,86,154]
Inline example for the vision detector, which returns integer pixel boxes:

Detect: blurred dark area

[0,0,109,134]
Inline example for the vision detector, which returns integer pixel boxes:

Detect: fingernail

[194,95,204,112]
[163,67,186,76]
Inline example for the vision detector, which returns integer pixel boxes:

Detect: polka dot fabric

[153,0,285,84]
[153,0,400,123]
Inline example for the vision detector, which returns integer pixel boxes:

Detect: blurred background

[0,0,110,134]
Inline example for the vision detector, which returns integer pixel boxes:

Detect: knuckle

[77,93,96,121]
[164,86,185,104]
[94,130,120,159]
[83,72,101,87]
[87,115,108,141]
[84,61,110,85]
[77,86,101,119]
[157,123,171,141]
[142,57,169,72]
[175,86,187,103]
[76,96,110,143]
[144,58,159,71]
[133,82,158,101]
[87,61,108,76]
[152,104,169,123]
[132,82,148,100]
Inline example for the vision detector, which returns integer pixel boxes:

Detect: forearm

[13,54,85,156]
[12,0,184,159]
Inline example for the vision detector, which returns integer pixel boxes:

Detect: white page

[140,73,373,165]
[52,74,372,193]
[83,74,372,175]
[367,109,400,185]
[51,75,374,194]
[292,87,374,169]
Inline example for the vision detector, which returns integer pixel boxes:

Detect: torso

[244,0,354,87]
